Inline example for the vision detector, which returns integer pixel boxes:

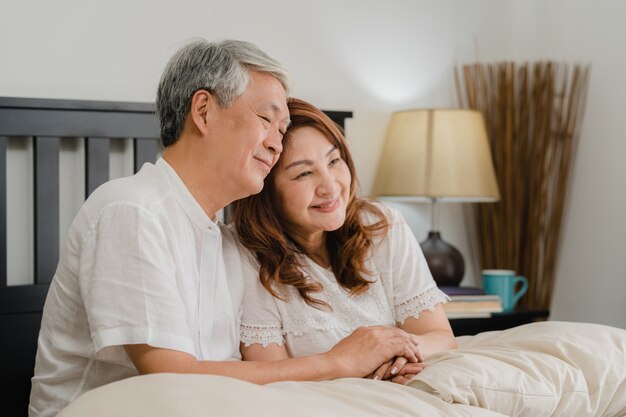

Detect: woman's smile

[310,198,340,212]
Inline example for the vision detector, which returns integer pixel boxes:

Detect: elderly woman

[232,98,456,383]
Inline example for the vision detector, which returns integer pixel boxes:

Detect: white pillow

[407,321,626,417]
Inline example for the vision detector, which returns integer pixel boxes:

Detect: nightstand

[449,309,550,336]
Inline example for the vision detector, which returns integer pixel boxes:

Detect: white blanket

[409,321,626,417]
[59,321,626,417]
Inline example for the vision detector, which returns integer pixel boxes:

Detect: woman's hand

[388,361,426,384]
[368,344,424,381]
[327,326,421,378]
[369,357,426,382]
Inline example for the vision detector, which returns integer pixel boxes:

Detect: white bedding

[58,321,626,417]
[409,321,626,417]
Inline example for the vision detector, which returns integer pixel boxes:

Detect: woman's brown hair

[231,97,389,309]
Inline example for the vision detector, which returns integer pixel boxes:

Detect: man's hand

[325,326,421,378]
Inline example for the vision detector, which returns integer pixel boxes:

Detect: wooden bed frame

[0,96,352,416]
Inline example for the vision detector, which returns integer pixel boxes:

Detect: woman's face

[272,126,352,246]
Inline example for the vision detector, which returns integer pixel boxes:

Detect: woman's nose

[316,172,338,197]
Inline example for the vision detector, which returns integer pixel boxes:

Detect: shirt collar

[155,158,220,233]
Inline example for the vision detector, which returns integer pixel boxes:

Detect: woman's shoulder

[358,199,406,226]
[220,223,261,273]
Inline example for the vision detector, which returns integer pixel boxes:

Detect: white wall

[510,0,626,328]
[0,0,624,327]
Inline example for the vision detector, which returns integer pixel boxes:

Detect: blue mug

[482,269,528,312]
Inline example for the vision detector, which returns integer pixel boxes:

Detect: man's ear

[189,89,218,136]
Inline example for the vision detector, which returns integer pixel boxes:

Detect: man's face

[206,71,289,198]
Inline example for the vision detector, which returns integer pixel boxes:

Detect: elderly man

[29,39,420,417]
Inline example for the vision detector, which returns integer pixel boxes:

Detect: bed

[58,321,626,417]
[2,97,625,417]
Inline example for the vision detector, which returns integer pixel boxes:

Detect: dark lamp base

[420,231,465,287]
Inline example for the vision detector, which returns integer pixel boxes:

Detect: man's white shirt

[29,158,245,417]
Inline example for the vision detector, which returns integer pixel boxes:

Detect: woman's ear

[189,89,217,136]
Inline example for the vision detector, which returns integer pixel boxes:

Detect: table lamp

[373,109,499,286]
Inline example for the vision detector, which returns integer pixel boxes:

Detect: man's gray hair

[156,39,290,147]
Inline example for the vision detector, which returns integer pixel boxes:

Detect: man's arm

[125,325,421,384]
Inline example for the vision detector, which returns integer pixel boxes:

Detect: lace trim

[240,323,285,348]
[395,285,450,324]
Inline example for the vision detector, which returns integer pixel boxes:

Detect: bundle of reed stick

[455,62,590,310]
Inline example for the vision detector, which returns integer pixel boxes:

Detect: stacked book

[440,286,503,318]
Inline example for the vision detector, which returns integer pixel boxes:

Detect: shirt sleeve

[376,206,450,324]
[78,202,195,361]
[239,251,285,348]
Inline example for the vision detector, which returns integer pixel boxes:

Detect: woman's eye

[259,115,271,124]
[295,171,312,179]
[330,158,341,166]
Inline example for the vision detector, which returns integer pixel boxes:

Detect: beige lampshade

[373,109,500,202]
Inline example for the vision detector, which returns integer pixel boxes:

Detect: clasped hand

[368,355,426,384]
[329,326,425,382]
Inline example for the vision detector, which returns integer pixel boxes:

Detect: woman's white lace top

[239,204,449,358]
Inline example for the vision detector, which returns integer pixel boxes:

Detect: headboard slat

[34,136,60,285]
[0,136,6,287]
[85,137,111,198]
[133,138,160,173]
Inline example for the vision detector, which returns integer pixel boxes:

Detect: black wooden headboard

[0,96,352,416]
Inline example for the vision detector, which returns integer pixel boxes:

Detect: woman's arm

[398,303,457,359]
[371,303,455,382]
[375,207,456,377]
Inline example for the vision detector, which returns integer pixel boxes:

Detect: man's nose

[265,128,283,155]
